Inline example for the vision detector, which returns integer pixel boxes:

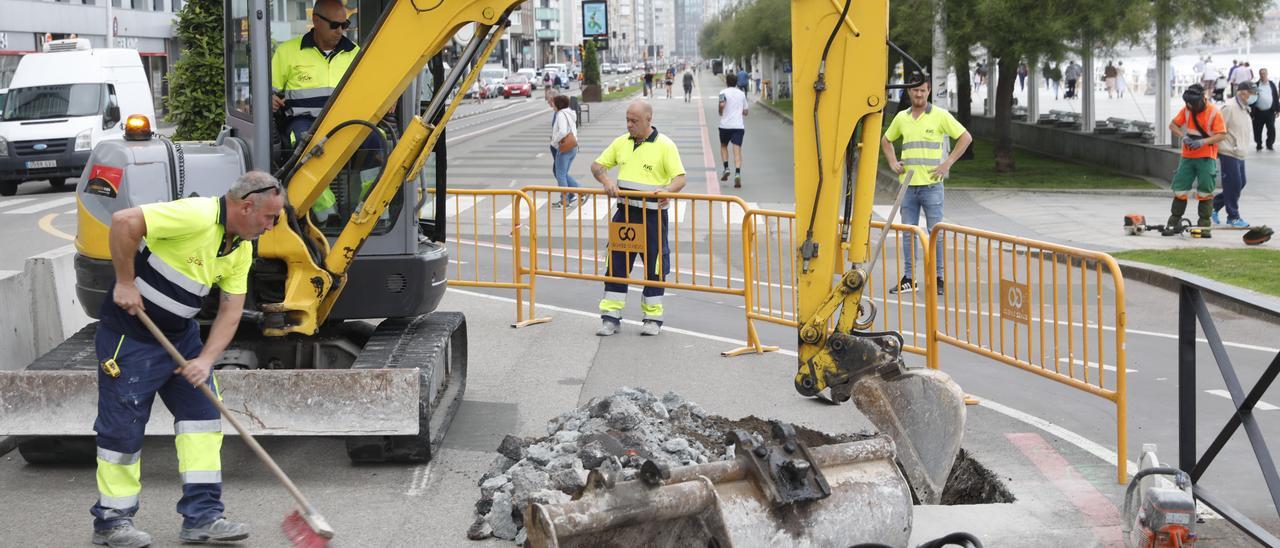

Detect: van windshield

[2,83,104,121]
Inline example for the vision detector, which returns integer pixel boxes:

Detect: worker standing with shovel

[90,172,284,547]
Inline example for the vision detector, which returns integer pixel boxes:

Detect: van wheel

[48,178,67,190]
[0,183,16,197]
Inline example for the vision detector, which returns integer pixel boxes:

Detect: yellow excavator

[0,0,967,543]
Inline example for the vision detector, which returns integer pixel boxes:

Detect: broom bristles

[282,508,332,548]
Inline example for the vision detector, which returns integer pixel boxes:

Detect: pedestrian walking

[1252,68,1278,151]
[1050,63,1063,100]
[1115,61,1128,98]
[1017,61,1028,91]
[665,67,674,99]
[643,65,654,97]
[718,73,749,188]
[90,171,285,548]
[1200,57,1218,93]
[549,94,581,208]
[1231,61,1254,95]
[1064,61,1081,99]
[1104,61,1118,98]
[682,67,694,103]
[880,80,973,295]
[1165,84,1228,233]
[590,100,687,336]
[736,67,750,94]
[751,68,762,96]
[1213,81,1254,228]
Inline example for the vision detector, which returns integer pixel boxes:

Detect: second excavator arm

[790,0,967,504]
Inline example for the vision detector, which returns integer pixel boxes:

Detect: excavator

[0,0,967,543]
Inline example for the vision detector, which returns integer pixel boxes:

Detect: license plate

[25,160,56,169]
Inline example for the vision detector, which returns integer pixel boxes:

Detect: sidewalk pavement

[746,91,1279,252]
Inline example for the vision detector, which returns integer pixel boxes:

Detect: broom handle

[135,310,323,517]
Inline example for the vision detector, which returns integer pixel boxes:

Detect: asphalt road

[2,68,1278,541]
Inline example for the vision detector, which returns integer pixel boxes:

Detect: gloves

[1182,135,1204,150]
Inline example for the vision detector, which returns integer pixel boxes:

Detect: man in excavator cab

[271,0,384,225]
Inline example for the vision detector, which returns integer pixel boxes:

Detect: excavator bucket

[525,424,913,548]
[853,368,967,504]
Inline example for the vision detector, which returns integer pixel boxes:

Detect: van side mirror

[103,105,121,129]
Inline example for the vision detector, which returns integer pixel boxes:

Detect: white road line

[5,196,76,215]
[1057,357,1137,374]
[1205,389,1279,411]
[447,108,548,143]
[404,461,433,496]
[448,287,1142,476]
[0,198,37,210]
[63,208,77,214]
[974,396,1139,477]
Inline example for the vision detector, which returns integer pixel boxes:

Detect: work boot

[641,320,662,336]
[1196,201,1214,227]
[92,522,152,548]
[178,517,249,543]
[596,320,619,336]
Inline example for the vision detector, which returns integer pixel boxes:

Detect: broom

[136,310,335,547]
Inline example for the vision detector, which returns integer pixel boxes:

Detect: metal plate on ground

[0,368,420,436]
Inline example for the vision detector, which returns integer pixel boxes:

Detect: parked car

[503,75,532,98]
[479,65,509,97]
[0,39,155,196]
[601,63,614,74]
[0,89,7,113]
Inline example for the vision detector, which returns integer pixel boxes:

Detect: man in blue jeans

[880,79,973,295]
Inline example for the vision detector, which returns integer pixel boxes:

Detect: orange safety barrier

[519,186,772,348]
[730,208,936,359]
[423,188,550,327]
[926,222,1128,484]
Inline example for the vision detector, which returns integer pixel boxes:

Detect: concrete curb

[1115,259,1280,327]
[755,99,793,126]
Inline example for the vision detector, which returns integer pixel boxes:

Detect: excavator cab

[0,0,514,464]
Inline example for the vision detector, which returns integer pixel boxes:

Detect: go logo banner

[608,221,646,254]
[1000,278,1031,325]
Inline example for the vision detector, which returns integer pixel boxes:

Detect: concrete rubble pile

[466,386,761,543]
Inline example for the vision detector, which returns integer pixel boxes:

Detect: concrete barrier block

[26,245,92,357]
[0,270,35,371]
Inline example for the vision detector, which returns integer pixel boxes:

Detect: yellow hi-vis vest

[270,30,359,118]
[884,104,968,185]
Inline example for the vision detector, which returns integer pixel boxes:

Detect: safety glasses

[240,183,283,200]
[314,12,351,30]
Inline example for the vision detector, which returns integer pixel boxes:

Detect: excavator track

[345,311,467,463]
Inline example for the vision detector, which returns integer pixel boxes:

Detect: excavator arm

[256,0,521,336]
[790,0,967,504]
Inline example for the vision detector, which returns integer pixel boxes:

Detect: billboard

[582,1,608,40]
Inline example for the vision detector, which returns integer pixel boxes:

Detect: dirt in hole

[688,416,1014,506]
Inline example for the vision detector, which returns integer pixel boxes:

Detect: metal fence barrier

[927,222,1128,484]
[424,188,550,327]
[1177,277,1280,546]
[730,208,935,359]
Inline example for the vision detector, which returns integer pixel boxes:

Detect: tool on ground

[1123,214,1273,245]
[134,310,335,547]
[526,421,914,547]
[1123,444,1197,548]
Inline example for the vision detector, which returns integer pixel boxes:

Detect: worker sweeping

[90,171,284,548]
[1165,83,1228,235]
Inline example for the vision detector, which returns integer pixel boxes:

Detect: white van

[0,39,155,195]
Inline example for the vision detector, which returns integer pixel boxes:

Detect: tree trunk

[993,55,1018,172]
[954,48,974,161]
